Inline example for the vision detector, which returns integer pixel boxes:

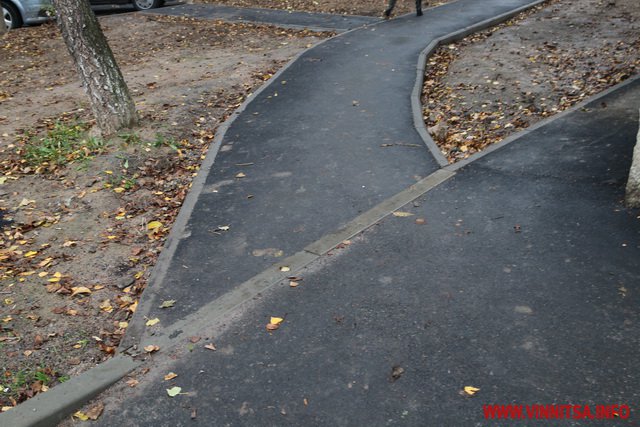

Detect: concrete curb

[0,356,140,427]
[412,0,547,167]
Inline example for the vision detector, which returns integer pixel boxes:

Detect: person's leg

[416,0,423,16]
[384,0,397,18]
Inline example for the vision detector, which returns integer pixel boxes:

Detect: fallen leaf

[85,402,104,420]
[164,372,178,381]
[73,411,89,421]
[266,323,280,331]
[235,172,246,178]
[204,343,216,351]
[146,318,160,327]
[289,281,299,288]
[147,221,163,231]
[415,218,426,225]
[189,336,201,343]
[159,300,176,308]
[279,266,290,272]
[390,365,405,381]
[393,211,414,217]
[144,345,160,353]
[24,251,38,258]
[38,257,53,267]
[71,286,92,297]
[167,386,182,397]
[463,386,480,396]
[126,378,139,387]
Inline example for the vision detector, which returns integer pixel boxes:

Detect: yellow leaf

[73,411,89,421]
[38,258,53,268]
[129,301,138,313]
[53,272,62,278]
[38,272,48,277]
[144,345,159,353]
[159,300,176,308]
[99,300,113,313]
[393,211,414,217]
[464,386,480,396]
[47,277,60,283]
[71,286,92,297]
[107,235,118,240]
[114,187,125,193]
[4,298,14,305]
[166,386,182,397]
[93,284,105,290]
[164,372,178,381]
[147,221,163,231]
[118,321,129,329]
[235,172,246,178]
[146,318,160,326]
[270,317,284,325]
[279,266,290,272]
[19,271,36,276]
[24,251,38,258]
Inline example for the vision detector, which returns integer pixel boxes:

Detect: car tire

[132,0,162,10]
[2,2,22,30]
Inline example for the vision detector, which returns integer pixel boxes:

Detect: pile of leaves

[422,0,640,162]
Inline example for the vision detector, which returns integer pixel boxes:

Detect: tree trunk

[52,0,138,135]
[625,109,640,208]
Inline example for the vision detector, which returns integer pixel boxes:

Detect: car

[90,0,165,12]
[2,0,53,29]
[2,0,164,29]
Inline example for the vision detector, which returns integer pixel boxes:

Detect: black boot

[383,9,391,19]
[417,9,423,16]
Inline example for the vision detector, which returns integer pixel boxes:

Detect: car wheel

[132,0,162,10]
[2,3,22,30]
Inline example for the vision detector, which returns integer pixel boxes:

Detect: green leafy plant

[23,122,108,168]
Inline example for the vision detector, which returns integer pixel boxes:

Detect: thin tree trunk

[52,0,138,135]
[625,109,640,207]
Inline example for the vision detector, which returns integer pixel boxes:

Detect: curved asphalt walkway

[123,0,544,345]
[3,0,639,426]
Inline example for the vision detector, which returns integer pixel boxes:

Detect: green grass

[23,122,108,168]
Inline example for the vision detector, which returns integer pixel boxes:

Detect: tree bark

[52,0,138,135]
[625,109,640,207]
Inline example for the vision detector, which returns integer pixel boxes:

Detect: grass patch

[22,122,108,168]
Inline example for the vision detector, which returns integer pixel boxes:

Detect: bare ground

[0,13,329,410]
[422,0,640,162]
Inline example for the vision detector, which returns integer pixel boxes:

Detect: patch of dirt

[422,0,640,162]
[201,0,450,17]
[0,12,330,409]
